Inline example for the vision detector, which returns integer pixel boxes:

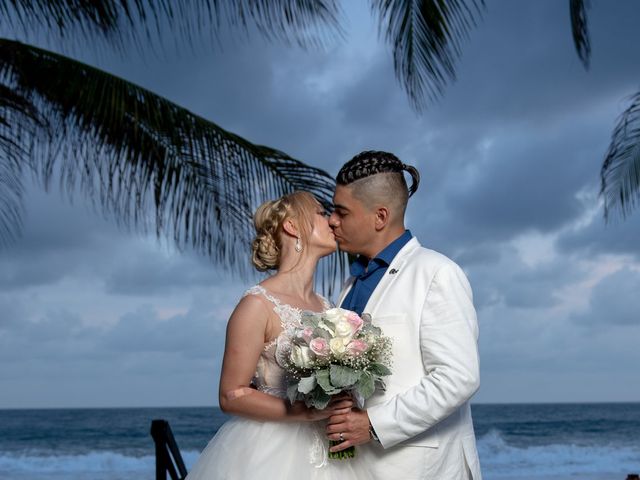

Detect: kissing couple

[186,150,482,480]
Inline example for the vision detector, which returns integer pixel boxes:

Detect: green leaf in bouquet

[309,386,332,410]
[316,368,342,395]
[318,321,335,336]
[367,325,382,336]
[369,363,392,377]
[355,371,375,399]
[301,313,321,328]
[312,327,331,340]
[298,375,317,394]
[287,383,299,404]
[330,364,361,388]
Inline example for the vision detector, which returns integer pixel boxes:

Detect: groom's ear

[374,206,390,231]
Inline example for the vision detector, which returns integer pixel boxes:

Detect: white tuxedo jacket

[338,238,482,479]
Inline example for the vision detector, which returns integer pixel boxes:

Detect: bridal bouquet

[276,307,392,459]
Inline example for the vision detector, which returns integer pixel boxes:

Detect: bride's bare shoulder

[227,290,271,327]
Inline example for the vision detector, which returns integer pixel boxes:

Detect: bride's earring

[295,237,303,253]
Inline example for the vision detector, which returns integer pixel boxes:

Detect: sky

[1,0,640,408]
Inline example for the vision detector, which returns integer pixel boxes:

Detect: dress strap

[243,285,282,307]
[244,285,330,313]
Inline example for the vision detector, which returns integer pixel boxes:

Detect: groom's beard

[334,240,364,259]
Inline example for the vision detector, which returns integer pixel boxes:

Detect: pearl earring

[295,237,302,252]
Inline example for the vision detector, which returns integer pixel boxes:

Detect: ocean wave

[478,429,640,477]
[0,450,202,473]
[2,435,639,478]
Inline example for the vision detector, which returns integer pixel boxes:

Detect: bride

[186,191,365,479]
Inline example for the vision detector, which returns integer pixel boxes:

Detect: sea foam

[1,433,638,478]
[0,449,201,473]
[478,429,640,477]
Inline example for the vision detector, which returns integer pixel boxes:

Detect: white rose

[329,337,347,356]
[290,345,314,368]
[334,321,353,338]
[323,308,343,324]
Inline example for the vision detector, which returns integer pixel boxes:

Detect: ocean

[0,403,638,479]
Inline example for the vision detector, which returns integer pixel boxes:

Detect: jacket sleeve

[367,262,480,448]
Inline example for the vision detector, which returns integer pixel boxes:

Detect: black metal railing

[150,419,188,480]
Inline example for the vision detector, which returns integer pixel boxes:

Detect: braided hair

[336,151,420,197]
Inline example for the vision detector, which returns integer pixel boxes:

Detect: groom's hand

[326,408,371,452]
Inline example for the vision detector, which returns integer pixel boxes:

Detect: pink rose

[346,312,364,333]
[346,339,368,356]
[300,327,314,342]
[309,337,330,357]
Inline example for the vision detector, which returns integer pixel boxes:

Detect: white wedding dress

[185,286,367,480]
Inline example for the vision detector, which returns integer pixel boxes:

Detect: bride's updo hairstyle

[251,191,319,271]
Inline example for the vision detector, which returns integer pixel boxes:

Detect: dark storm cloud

[100,301,228,359]
[0,288,234,363]
[101,34,352,173]
[403,0,640,255]
[104,250,222,296]
[4,0,640,407]
[463,246,582,311]
[0,305,101,362]
[444,127,599,237]
[571,267,640,327]
[439,0,640,128]
[558,211,640,259]
[0,186,121,290]
[0,180,231,296]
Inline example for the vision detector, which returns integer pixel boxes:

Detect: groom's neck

[362,224,406,259]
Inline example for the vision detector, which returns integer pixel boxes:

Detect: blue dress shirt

[341,230,413,315]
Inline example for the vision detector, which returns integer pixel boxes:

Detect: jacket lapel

[363,237,420,317]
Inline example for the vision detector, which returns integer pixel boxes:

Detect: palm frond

[1,1,128,45]
[569,0,591,69]
[601,91,640,220]
[0,0,343,51]
[371,0,484,112]
[0,39,344,293]
[0,84,43,246]
[216,0,343,48]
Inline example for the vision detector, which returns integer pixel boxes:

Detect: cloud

[99,293,232,360]
[103,249,223,296]
[558,209,640,260]
[0,286,240,406]
[4,0,640,407]
[571,266,640,327]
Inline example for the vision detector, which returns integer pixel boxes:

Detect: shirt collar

[349,230,413,278]
[375,229,413,265]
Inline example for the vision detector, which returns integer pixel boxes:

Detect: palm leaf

[601,91,640,220]
[569,0,591,69]
[370,0,484,111]
[0,84,43,246]
[1,0,343,51]
[0,39,344,292]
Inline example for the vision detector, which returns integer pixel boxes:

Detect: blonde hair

[251,191,319,271]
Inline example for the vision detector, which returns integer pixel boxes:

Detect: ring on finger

[339,432,344,442]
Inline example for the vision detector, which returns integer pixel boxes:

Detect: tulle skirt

[185,417,367,480]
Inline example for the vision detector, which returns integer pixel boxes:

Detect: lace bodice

[243,285,332,398]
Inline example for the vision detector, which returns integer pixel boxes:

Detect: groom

[326,151,482,479]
